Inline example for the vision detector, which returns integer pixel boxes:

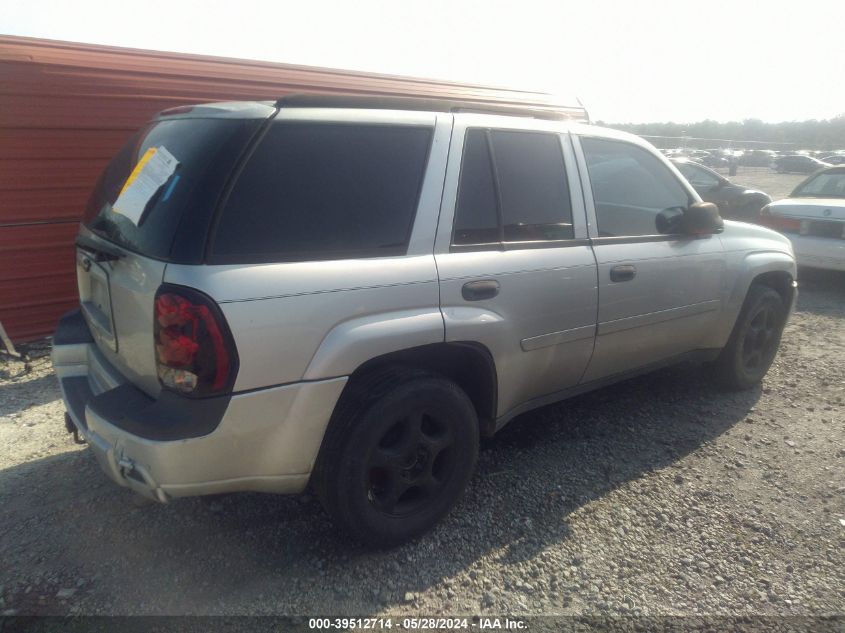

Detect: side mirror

[682,202,724,235]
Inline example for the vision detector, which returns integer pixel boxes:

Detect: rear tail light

[154,286,238,397]
[757,207,801,233]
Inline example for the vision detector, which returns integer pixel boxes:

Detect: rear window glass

[210,123,433,263]
[453,130,499,245]
[452,129,573,247]
[792,170,845,197]
[84,118,260,261]
[492,130,573,242]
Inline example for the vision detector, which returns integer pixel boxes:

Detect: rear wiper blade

[75,234,125,262]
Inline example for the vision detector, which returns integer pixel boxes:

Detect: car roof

[155,94,590,123]
[150,95,677,151]
[274,94,589,122]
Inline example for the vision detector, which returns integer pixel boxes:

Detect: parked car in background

[672,158,771,220]
[741,150,778,167]
[758,166,845,271]
[699,152,729,168]
[51,96,798,546]
[773,155,831,174]
[669,150,728,168]
[821,154,845,165]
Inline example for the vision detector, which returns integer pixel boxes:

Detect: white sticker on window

[112,146,179,225]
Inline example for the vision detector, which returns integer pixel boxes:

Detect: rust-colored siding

[0,35,577,343]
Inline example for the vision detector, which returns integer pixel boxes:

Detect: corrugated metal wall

[0,35,576,343]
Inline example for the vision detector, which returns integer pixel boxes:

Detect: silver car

[53,96,797,546]
[758,166,845,271]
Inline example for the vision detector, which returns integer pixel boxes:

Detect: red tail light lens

[757,212,802,233]
[154,286,238,396]
[758,206,802,232]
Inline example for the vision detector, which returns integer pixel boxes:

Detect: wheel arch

[308,341,499,496]
[750,269,796,307]
[343,341,499,437]
[715,252,797,348]
[732,252,797,307]
[735,191,771,214]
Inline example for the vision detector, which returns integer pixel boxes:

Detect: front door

[573,135,726,383]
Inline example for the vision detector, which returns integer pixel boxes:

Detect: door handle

[462,279,500,301]
[610,264,637,282]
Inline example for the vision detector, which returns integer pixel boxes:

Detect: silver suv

[53,96,797,546]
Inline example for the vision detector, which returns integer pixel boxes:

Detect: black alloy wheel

[740,302,781,373]
[715,284,787,390]
[314,368,479,547]
[366,409,457,517]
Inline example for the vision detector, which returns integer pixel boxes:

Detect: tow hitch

[64,412,86,445]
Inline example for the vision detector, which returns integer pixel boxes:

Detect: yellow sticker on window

[119,147,158,195]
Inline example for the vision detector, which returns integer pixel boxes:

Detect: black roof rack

[274,94,587,122]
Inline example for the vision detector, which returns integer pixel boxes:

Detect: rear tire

[313,368,479,548]
[714,284,787,390]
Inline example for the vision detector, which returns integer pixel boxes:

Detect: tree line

[601,117,845,151]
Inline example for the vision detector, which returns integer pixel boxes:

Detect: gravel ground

[1,270,843,622]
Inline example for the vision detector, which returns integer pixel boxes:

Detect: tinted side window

[453,130,499,245]
[212,123,432,263]
[492,131,573,242]
[581,137,691,237]
[452,129,573,247]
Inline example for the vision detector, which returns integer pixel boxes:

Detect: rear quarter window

[85,118,261,262]
[210,123,433,264]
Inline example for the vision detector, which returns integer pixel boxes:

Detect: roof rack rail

[274,94,588,122]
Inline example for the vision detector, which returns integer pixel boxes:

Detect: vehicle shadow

[0,362,759,616]
[795,267,845,317]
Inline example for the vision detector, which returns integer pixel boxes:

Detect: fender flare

[302,308,445,381]
[715,250,796,346]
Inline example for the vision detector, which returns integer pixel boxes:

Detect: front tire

[313,368,479,547]
[714,284,787,390]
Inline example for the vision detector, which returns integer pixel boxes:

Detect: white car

[759,166,845,271]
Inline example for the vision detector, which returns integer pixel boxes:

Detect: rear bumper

[787,234,845,272]
[52,309,347,501]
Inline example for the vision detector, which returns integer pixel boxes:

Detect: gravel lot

[1,269,843,622]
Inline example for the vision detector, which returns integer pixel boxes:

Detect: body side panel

[434,116,598,419]
[164,261,442,391]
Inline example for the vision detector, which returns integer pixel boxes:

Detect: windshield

[84,117,261,261]
[791,170,845,198]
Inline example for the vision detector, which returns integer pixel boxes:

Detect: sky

[4,0,844,123]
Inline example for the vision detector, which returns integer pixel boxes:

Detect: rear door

[78,113,266,396]
[573,134,726,382]
[434,116,597,421]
